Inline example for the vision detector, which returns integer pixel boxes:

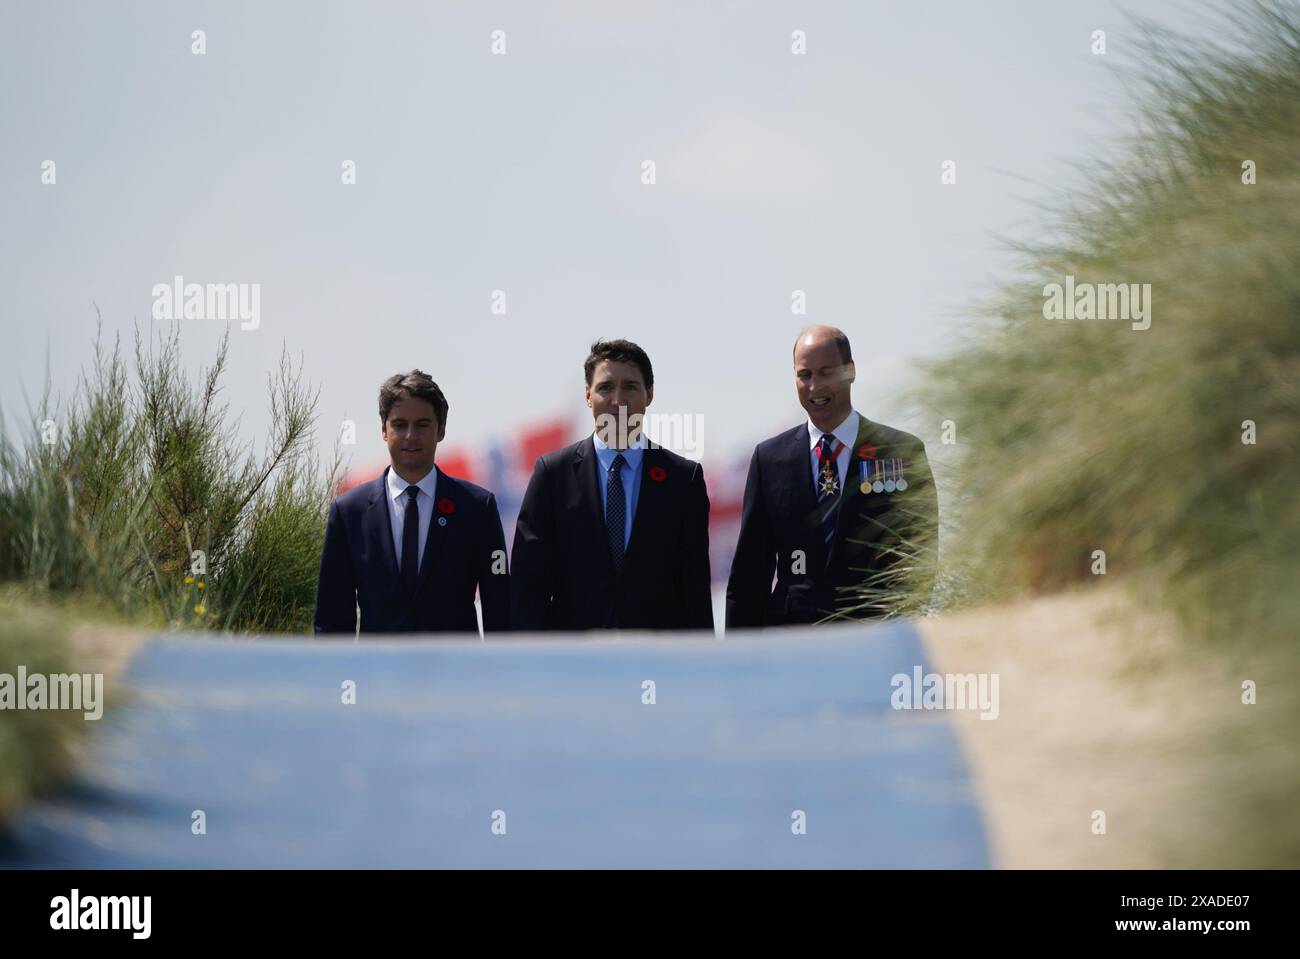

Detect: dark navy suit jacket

[510,437,713,631]
[725,416,938,628]
[313,466,509,635]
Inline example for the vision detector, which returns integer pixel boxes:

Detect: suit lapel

[365,469,401,584]
[783,426,823,566]
[830,414,873,562]
[785,427,818,516]
[413,469,455,599]
[573,437,613,567]
[623,444,663,565]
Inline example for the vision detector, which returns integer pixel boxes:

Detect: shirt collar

[592,429,646,468]
[387,464,438,501]
[807,410,860,453]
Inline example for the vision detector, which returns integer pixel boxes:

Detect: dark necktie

[400,485,420,589]
[816,433,842,554]
[606,453,627,571]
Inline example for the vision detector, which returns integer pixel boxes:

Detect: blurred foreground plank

[1,622,988,868]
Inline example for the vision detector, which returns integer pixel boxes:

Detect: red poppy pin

[858,444,877,460]
[649,466,667,482]
[437,498,455,515]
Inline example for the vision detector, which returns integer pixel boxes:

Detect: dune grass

[0,319,339,634]
[0,597,81,823]
[894,1,1300,866]
[0,320,337,823]
[0,587,146,823]
[907,2,1300,647]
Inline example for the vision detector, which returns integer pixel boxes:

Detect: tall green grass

[0,596,83,821]
[906,1,1300,650]
[0,319,338,633]
[0,587,138,822]
[890,1,1300,867]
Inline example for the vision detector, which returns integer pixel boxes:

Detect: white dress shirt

[386,465,439,573]
[807,410,860,495]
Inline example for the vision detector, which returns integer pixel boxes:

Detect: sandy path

[918,585,1287,867]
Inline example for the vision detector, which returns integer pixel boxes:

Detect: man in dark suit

[314,370,509,636]
[511,339,713,632]
[726,326,939,629]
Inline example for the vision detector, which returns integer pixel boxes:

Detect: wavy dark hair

[583,339,654,389]
[378,370,448,428]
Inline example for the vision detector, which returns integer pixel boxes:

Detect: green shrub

[0,319,338,633]
[907,2,1300,649]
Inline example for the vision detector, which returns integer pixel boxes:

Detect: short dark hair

[584,339,654,389]
[793,326,853,366]
[378,370,448,428]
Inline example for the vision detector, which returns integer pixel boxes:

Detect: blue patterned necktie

[400,485,420,589]
[606,453,627,571]
[816,433,842,554]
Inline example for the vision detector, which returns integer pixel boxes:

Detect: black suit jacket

[313,467,509,635]
[726,415,938,629]
[510,437,714,631]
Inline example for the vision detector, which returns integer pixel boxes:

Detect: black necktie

[606,453,627,571]
[400,485,420,589]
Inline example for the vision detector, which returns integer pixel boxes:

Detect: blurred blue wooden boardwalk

[1,621,989,868]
